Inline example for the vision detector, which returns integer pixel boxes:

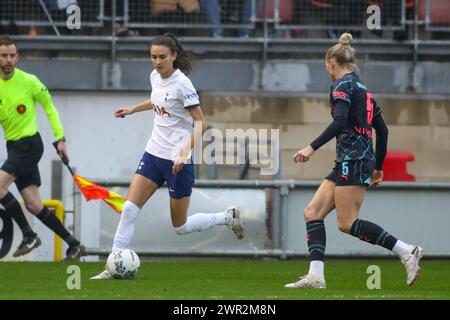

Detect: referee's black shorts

[1,132,44,191]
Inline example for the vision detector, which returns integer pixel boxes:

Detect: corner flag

[53,142,125,214]
[74,175,125,214]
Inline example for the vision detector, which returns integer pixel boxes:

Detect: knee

[121,201,140,224]
[24,201,42,215]
[0,188,9,200]
[337,218,352,234]
[304,206,321,222]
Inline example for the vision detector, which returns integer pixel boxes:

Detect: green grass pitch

[1,259,449,300]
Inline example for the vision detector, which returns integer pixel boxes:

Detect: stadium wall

[17,59,450,96]
[201,93,450,181]
[1,91,449,260]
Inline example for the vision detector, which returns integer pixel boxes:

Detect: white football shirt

[145,69,200,161]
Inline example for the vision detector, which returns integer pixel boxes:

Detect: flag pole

[52,141,75,176]
[52,142,125,214]
[52,141,82,239]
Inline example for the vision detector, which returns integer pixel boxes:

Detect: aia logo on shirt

[16,104,27,114]
[184,92,198,100]
[153,103,171,117]
[333,90,348,100]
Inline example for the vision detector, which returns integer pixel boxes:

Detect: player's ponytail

[151,33,195,75]
[326,32,358,71]
[338,32,353,46]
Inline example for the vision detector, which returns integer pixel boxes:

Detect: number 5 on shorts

[342,162,349,175]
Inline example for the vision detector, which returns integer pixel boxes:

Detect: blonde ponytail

[326,32,358,71]
[338,32,353,46]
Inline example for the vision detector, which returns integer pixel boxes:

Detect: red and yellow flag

[73,175,125,214]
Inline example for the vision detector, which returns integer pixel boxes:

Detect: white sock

[308,260,324,278]
[174,211,232,235]
[392,240,412,258]
[113,200,140,249]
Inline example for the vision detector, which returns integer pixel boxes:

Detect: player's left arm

[32,77,69,161]
[172,106,207,175]
[172,78,204,175]
[186,106,207,156]
[370,109,388,186]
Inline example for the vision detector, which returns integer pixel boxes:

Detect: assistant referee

[0,36,84,260]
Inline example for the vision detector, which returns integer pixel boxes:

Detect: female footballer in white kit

[91,34,244,279]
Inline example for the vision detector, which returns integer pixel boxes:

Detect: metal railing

[79,179,450,258]
[2,0,450,36]
[123,0,259,37]
[274,0,407,32]
[423,0,450,31]
[0,0,104,27]
[4,0,450,94]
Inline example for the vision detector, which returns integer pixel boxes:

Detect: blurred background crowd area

[1,0,450,40]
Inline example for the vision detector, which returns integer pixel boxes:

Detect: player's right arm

[114,99,152,118]
[293,81,352,163]
[293,100,349,163]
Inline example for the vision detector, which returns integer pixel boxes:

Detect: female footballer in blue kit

[285,33,423,288]
[91,34,244,279]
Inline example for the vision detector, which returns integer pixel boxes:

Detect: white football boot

[226,206,245,240]
[400,245,423,286]
[90,268,114,280]
[284,274,326,289]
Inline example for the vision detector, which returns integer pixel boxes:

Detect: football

[106,248,140,279]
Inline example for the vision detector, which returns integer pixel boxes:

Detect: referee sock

[0,192,35,238]
[36,206,79,246]
[350,219,397,251]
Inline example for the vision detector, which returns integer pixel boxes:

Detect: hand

[172,153,187,175]
[293,145,315,163]
[56,140,69,163]
[114,107,132,118]
[370,170,383,187]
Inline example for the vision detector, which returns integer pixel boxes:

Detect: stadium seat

[310,0,336,9]
[418,0,450,24]
[383,151,416,181]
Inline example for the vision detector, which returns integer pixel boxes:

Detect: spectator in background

[237,0,261,37]
[151,0,200,17]
[105,0,139,36]
[307,0,364,39]
[0,0,19,35]
[0,21,19,36]
[200,0,223,37]
[39,0,78,35]
[149,0,200,36]
[200,0,260,38]
[41,0,77,13]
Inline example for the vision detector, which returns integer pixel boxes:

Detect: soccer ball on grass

[106,248,140,279]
